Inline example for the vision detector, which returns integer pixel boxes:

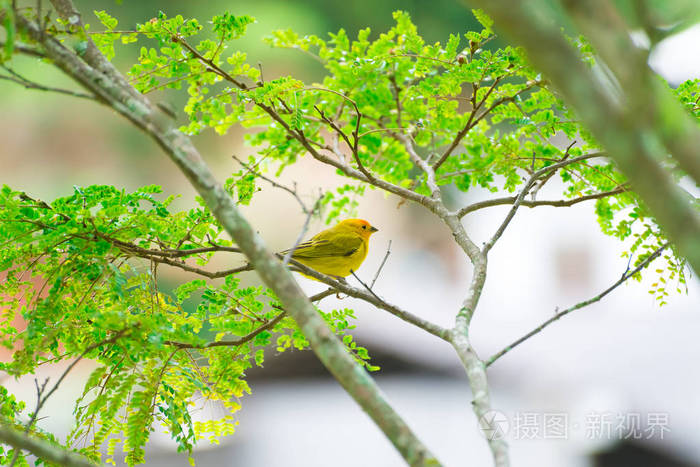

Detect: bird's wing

[280,233,363,258]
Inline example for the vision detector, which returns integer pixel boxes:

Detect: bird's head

[337,219,378,239]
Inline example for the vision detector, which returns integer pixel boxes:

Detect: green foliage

[323,184,366,224]
[0,387,27,465]
[117,6,639,215]
[0,0,15,61]
[674,78,700,120]
[92,10,121,60]
[0,386,82,466]
[0,184,360,464]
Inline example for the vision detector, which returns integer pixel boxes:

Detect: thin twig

[358,127,408,138]
[370,240,392,289]
[316,271,441,341]
[482,176,541,253]
[350,270,384,303]
[166,289,335,349]
[457,187,629,217]
[232,154,309,213]
[8,328,130,467]
[144,256,252,279]
[454,152,609,217]
[170,33,247,88]
[482,154,616,253]
[389,73,402,128]
[304,86,367,173]
[392,132,441,199]
[168,312,287,349]
[432,76,500,171]
[0,66,95,100]
[485,242,669,367]
[19,221,249,279]
[282,193,323,266]
[440,152,608,181]
[433,79,544,172]
[330,98,348,161]
[127,57,189,83]
[284,259,449,340]
[253,96,433,208]
[99,234,242,258]
[0,41,46,58]
[530,140,577,199]
[142,72,197,94]
[313,103,377,183]
[257,62,264,84]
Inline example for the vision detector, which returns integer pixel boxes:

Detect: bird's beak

[370,226,378,233]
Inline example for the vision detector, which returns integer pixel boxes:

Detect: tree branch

[305,86,362,158]
[440,151,607,182]
[168,33,436,211]
[7,328,130,467]
[71,229,253,278]
[529,140,577,199]
[49,0,146,104]
[451,152,609,218]
[485,242,669,367]
[370,240,392,289]
[432,77,544,172]
[98,235,243,258]
[313,102,378,184]
[438,212,508,465]
[232,154,310,214]
[286,260,451,341]
[167,289,336,350]
[482,176,539,255]
[449,333,509,466]
[142,256,253,279]
[432,77,500,171]
[287,108,437,209]
[470,79,545,130]
[465,187,628,217]
[0,40,46,58]
[482,154,621,253]
[561,0,700,184]
[0,66,95,99]
[0,423,98,467]
[392,132,442,199]
[468,0,700,273]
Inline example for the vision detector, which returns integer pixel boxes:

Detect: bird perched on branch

[280,218,378,279]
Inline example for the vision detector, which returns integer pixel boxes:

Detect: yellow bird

[280,219,378,278]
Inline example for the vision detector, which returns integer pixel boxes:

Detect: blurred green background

[1,0,479,204]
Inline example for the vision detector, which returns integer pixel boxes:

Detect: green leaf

[472,9,494,35]
[94,10,118,30]
[212,12,255,41]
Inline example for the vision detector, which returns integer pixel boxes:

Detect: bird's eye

[362,225,367,229]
